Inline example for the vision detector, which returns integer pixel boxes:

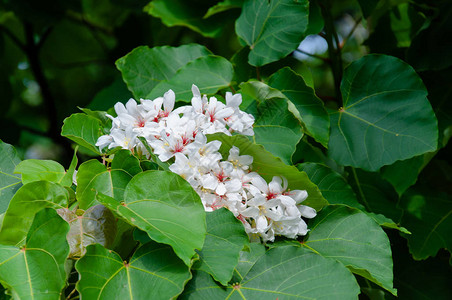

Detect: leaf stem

[256,66,261,81]
[351,167,371,211]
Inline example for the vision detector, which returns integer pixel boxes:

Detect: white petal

[298,205,317,218]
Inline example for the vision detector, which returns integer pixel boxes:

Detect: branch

[0,25,26,52]
[294,48,330,63]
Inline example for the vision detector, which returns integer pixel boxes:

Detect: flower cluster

[96,85,316,242]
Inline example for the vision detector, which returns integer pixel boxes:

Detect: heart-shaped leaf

[181,246,360,299]
[0,208,69,299]
[0,140,22,214]
[116,44,211,99]
[76,242,191,299]
[61,113,104,155]
[15,159,66,185]
[97,170,206,265]
[329,54,438,171]
[304,205,397,295]
[193,208,249,285]
[235,0,309,66]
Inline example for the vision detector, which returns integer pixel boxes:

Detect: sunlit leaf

[0,181,69,245]
[0,140,21,214]
[304,205,397,295]
[329,54,438,171]
[181,246,360,299]
[97,171,206,265]
[14,159,66,185]
[76,242,191,299]
[0,208,69,299]
[147,55,234,101]
[61,113,104,155]
[116,44,211,99]
[193,208,249,285]
[235,0,309,66]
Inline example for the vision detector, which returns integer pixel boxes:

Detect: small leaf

[76,242,191,299]
[304,205,397,295]
[329,54,438,171]
[0,181,69,245]
[14,159,66,185]
[60,146,78,187]
[0,208,70,300]
[269,67,330,148]
[61,113,104,155]
[57,205,117,258]
[147,55,234,101]
[116,44,211,99]
[204,0,243,18]
[193,208,249,285]
[97,171,206,265]
[0,140,22,214]
[208,133,327,211]
[235,0,309,66]
[182,246,360,299]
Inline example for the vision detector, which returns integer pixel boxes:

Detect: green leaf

[14,159,66,185]
[239,81,303,164]
[235,0,309,66]
[232,243,266,282]
[147,55,234,101]
[57,204,117,258]
[76,158,135,210]
[208,133,327,211]
[137,137,171,171]
[204,0,243,18]
[76,242,191,299]
[111,149,143,177]
[193,208,249,286]
[329,54,438,171]
[116,44,211,99]
[182,246,360,299]
[358,0,379,18]
[97,171,206,265]
[304,205,397,295]
[400,188,452,260]
[0,208,70,300]
[60,146,78,187]
[0,140,22,214]
[88,77,133,111]
[61,113,104,155]
[0,181,69,245]
[269,67,330,147]
[145,0,229,38]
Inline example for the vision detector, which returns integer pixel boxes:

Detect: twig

[294,48,330,63]
[339,18,362,49]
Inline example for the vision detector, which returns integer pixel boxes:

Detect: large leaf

[61,113,104,155]
[145,0,229,38]
[400,188,452,260]
[76,150,141,209]
[0,181,69,245]
[181,246,360,299]
[97,171,206,265]
[14,159,66,185]
[193,208,249,285]
[329,54,438,171]
[304,205,397,295]
[239,81,303,164]
[208,133,327,211]
[76,242,191,299]
[232,243,266,282]
[235,0,309,66]
[147,55,234,101]
[0,140,21,214]
[116,44,211,99]
[0,208,69,300]
[57,204,117,258]
[269,67,330,148]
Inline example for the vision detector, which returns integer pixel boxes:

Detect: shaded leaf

[204,0,243,18]
[358,0,379,18]
[60,146,78,187]
[61,113,104,155]
[269,67,330,147]
[329,54,438,171]
[97,171,206,265]
[116,44,210,99]
[147,55,234,101]
[304,205,397,295]
[182,246,360,299]
[88,77,133,111]
[235,0,309,66]
[0,140,21,214]
[208,133,327,211]
[57,205,117,258]
[0,181,69,245]
[193,208,249,285]
[76,242,191,299]
[0,208,69,299]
